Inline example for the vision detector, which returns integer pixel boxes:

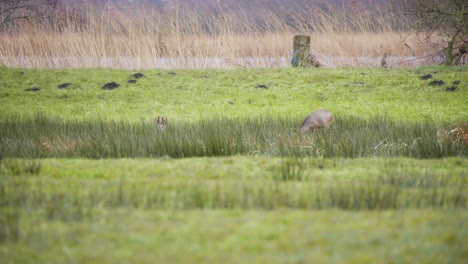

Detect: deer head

[155,116,167,131]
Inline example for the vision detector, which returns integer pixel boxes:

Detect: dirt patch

[132,73,144,78]
[25,87,41,92]
[445,86,457,92]
[428,80,444,86]
[128,80,137,84]
[58,83,72,89]
[256,84,268,89]
[102,82,120,90]
[420,74,432,80]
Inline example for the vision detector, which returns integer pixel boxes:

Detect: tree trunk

[446,40,454,66]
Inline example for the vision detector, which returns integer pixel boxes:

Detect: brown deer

[154,116,167,131]
[437,124,468,145]
[301,109,334,132]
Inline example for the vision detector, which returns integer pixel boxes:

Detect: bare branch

[0,0,36,28]
[401,0,468,65]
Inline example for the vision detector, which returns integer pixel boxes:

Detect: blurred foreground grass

[1,209,466,264]
[0,157,467,263]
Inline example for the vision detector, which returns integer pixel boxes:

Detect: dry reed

[0,2,438,68]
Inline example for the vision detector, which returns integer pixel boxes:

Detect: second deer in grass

[437,124,468,145]
[301,109,334,132]
[155,116,167,131]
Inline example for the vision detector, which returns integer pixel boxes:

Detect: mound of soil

[128,79,137,84]
[102,82,120,90]
[420,74,432,80]
[58,83,71,89]
[428,80,444,86]
[25,87,41,92]
[445,86,457,92]
[453,80,461,85]
[256,84,268,89]
[132,73,144,79]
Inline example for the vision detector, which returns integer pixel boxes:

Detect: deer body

[437,126,468,145]
[301,109,334,132]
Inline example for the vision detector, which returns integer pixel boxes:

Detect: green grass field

[0,66,467,263]
[1,66,467,122]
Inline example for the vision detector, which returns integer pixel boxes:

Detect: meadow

[0,1,467,262]
[0,65,467,263]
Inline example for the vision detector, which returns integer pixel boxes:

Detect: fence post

[291,35,320,67]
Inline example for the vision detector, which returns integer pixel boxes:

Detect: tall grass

[0,166,465,245]
[0,115,466,159]
[0,162,465,214]
[0,2,433,68]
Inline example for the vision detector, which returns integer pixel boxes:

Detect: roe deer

[301,109,334,132]
[155,116,167,131]
[437,125,468,145]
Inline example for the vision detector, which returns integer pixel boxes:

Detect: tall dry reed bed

[0,115,466,159]
[0,2,431,68]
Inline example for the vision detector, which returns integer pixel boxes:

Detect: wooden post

[292,35,310,67]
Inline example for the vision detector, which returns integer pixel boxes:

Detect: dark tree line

[0,0,62,29]
[0,0,33,28]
